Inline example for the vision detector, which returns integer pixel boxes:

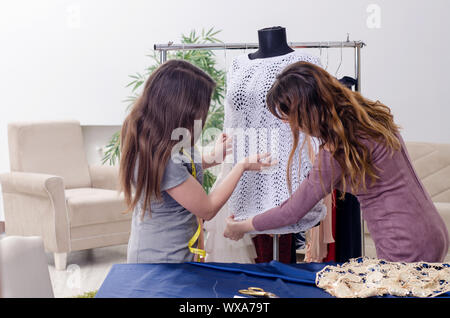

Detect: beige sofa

[0,121,131,270]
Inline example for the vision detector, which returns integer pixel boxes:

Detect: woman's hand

[203,133,233,169]
[223,215,255,241]
[215,132,233,162]
[239,153,278,171]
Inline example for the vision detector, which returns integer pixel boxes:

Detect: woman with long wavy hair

[224,61,449,262]
[120,59,276,263]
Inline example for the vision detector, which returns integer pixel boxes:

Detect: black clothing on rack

[334,191,362,262]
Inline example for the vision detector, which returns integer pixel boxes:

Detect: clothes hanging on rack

[204,50,326,262]
[294,231,306,250]
[303,134,334,263]
[304,194,335,263]
[323,190,337,262]
[334,191,362,262]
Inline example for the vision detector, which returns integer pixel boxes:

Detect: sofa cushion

[8,121,92,189]
[65,188,131,227]
[406,142,450,203]
[435,202,450,231]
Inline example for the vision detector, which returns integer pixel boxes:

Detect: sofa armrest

[0,172,70,253]
[89,165,120,191]
[0,172,64,197]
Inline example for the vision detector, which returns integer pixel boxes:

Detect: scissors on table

[238,287,279,298]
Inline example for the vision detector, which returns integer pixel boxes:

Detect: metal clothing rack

[154,39,366,261]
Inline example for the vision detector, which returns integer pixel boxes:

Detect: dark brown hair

[267,61,401,197]
[119,59,216,216]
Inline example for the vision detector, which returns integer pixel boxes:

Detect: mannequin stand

[273,234,280,261]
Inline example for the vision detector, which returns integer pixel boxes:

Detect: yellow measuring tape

[181,148,206,262]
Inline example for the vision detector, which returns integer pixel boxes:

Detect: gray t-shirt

[127,148,203,263]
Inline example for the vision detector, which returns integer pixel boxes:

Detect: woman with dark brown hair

[120,59,276,263]
[224,61,449,263]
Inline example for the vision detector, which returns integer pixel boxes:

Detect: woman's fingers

[222,133,231,142]
[247,152,270,164]
[257,153,277,166]
[261,158,278,167]
[253,152,270,163]
[224,215,244,241]
[255,154,278,170]
[240,152,279,171]
[258,152,271,159]
[223,134,233,157]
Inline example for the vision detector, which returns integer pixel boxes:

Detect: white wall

[1,0,450,171]
[82,125,121,165]
[0,0,449,218]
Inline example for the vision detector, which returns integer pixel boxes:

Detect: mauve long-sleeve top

[253,133,449,262]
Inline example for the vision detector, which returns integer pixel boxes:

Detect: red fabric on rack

[252,234,293,264]
[324,190,337,262]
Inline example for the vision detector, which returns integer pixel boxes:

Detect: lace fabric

[316,257,450,298]
[204,161,258,263]
[223,50,326,234]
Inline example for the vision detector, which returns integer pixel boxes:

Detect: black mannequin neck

[248,26,294,60]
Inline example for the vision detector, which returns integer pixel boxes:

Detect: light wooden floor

[46,244,128,298]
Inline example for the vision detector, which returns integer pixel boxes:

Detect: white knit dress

[204,50,327,262]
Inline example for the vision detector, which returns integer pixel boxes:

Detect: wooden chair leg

[54,252,67,270]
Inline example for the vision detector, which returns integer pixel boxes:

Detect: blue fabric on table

[190,260,324,284]
[96,261,332,298]
[95,260,450,298]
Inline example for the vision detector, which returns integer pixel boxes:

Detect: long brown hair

[119,59,216,216]
[267,61,401,197]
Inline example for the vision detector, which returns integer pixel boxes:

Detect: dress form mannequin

[249,26,296,263]
[248,29,360,263]
[248,26,294,60]
[204,27,327,264]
